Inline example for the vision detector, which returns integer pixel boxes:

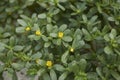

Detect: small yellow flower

[58,32,64,38]
[25,27,31,31]
[76,10,81,13]
[46,61,52,67]
[36,59,40,64]
[35,30,41,36]
[70,47,74,52]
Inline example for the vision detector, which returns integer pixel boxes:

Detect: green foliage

[0,0,120,80]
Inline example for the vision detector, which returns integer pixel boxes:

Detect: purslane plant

[0,0,120,80]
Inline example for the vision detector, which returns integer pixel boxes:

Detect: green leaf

[27,68,37,75]
[58,72,68,80]
[50,33,57,37]
[16,27,25,33]
[3,32,11,38]
[63,42,69,47]
[104,34,110,41]
[42,35,49,42]
[9,36,15,47]
[82,14,88,23]
[64,29,71,35]
[102,25,110,35]
[89,15,98,24]
[13,45,24,51]
[79,59,87,71]
[46,24,53,33]
[56,39,61,45]
[61,51,69,64]
[54,64,65,72]
[59,24,67,31]
[0,43,5,52]
[38,13,46,19]
[44,42,51,48]
[32,24,39,31]
[7,50,14,60]
[39,60,46,66]
[7,68,14,74]
[111,70,120,80]
[14,45,24,51]
[47,17,52,23]
[72,39,85,49]
[114,49,120,55]
[50,69,57,80]
[116,36,120,44]
[109,29,117,39]
[20,15,30,21]
[104,46,113,55]
[37,68,46,76]
[53,8,60,15]
[17,19,27,26]
[82,28,92,41]
[68,61,79,73]
[25,62,31,68]
[28,35,41,41]
[57,4,65,11]
[108,17,115,21]
[31,52,42,60]
[11,63,24,70]
[96,67,105,79]
[63,36,72,42]
[43,73,51,80]
[74,29,82,38]
[96,3,102,13]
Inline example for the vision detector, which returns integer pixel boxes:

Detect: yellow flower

[46,61,52,67]
[76,10,81,13]
[35,30,41,36]
[25,27,31,31]
[70,47,74,52]
[36,59,40,64]
[58,32,64,38]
